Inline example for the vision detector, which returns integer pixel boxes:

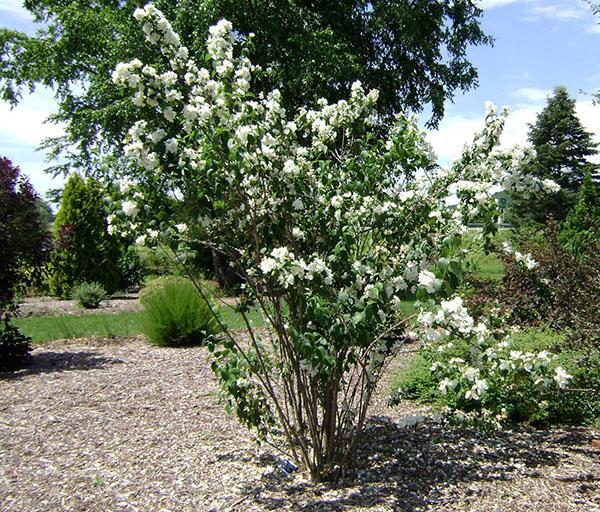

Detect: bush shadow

[242,415,589,511]
[0,350,124,380]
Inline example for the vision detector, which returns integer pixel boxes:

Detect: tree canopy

[0,0,491,175]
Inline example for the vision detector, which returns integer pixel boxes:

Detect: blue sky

[0,0,599,199]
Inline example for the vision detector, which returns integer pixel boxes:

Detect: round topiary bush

[139,276,221,347]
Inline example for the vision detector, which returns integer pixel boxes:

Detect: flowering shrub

[112,4,558,480]
[415,297,571,427]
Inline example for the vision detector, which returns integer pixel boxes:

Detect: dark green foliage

[510,86,598,224]
[135,246,184,278]
[558,173,600,256]
[0,0,490,175]
[139,276,221,347]
[116,245,145,291]
[528,86,598,191]
[72,282,108,309]
[0,313,32,372]
[48,174,120,298]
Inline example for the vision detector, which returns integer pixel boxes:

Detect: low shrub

[139,276,221,347]
[393,326,598,426]
[0,316,32,372]
[72,282,108,309]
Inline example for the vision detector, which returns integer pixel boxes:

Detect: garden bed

[17,296,144,318]
[1,336,598,511]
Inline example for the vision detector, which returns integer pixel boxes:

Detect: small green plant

[72,282,107,309]
[0,317,32,371]
[139,276,221,347]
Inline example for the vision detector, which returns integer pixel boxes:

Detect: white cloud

[0,88,66,196]
[528,4,587,20]
[427,100,600,166]
[513,87,551,102]
[586,23,600,34]
[478,0,526,8]
[0,0,32,19]
[575,100,600,163]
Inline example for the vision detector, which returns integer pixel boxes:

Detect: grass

[13,305,264,344]
[15,300,418,344]
[466,251,504,280]
[463,228,511,281]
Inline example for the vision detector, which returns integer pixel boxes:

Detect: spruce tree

[527,86,598,191]
[509,86,598,224]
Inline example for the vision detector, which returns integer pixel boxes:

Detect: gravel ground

[17,296,144,317]
[1,337,598,512]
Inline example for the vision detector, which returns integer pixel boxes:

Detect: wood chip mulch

[17,296,144,318]
[1,336,598,511]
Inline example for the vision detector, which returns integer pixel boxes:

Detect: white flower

[541,179,560,194]
[438,377,457,394]
[122,200,139,217]
[515,251,538,270]
[553,366,571,389]
[331,195,343,209]
[501,241,513,254]
[260,257,277,275]
[463,367,479,382]
[418,270,442,294]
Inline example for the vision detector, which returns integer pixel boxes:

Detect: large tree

[508,86,598,224]
[526,86,598,191]
[0,0,491,175]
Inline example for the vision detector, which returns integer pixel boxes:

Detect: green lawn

[15,300,419,344]
[13,306,264,344]
[467,251,504,280]
[463,228,510,281]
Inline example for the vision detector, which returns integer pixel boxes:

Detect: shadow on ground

[240,417,593,511]
[0,350,124,380]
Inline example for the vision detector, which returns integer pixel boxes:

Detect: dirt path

[1,337,598,511]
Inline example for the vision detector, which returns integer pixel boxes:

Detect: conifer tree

[509,86,598,224]
[527,86,597,191]
[48,174,120,298]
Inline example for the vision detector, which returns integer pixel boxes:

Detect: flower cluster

[501,240,539,270]
[416,297,571,425]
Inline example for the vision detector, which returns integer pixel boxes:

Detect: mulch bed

[17,296,144,318]
[1,336,598,511]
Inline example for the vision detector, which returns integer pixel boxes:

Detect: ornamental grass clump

[112,3,565,481]
[139,276,220,347]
